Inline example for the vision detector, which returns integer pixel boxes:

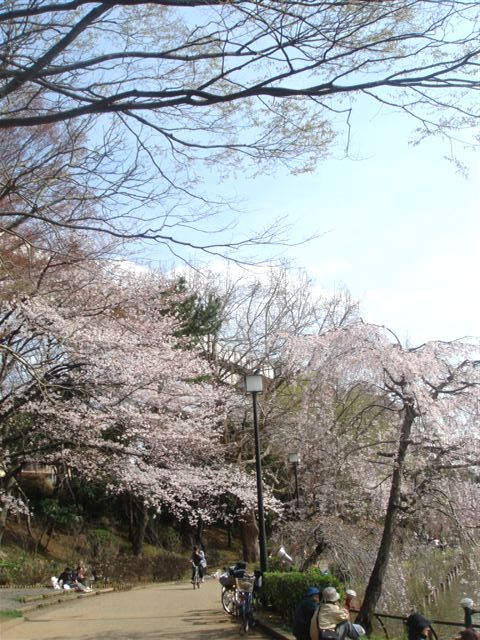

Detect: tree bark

[126,495,148,557]
[356,402,416,633]
[0,476,16,546]
[239,509,259,563]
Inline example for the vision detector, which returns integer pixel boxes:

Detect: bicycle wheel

[241,594,251,634]
[222,587,236,614]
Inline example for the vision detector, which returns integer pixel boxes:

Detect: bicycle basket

[235,576,255,593]
[219,574,235,588]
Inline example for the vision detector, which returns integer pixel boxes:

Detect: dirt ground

[0,577,281,640]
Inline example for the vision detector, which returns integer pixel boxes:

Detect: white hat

[460,598,474,609]
[322,586,340,602]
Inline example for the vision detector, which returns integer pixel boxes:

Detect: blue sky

[143,97,479,347]
[213,103,480,346]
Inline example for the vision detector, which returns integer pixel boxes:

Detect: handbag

[320,630,338,640]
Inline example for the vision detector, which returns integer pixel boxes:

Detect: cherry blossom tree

[0,255,281,547]
[172,265,359,557]
[275,323,480,630]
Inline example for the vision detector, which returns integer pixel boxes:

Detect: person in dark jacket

[57,567,75,589]
[406,613,433,640]
[293,586,321,640]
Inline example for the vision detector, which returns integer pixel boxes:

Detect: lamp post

[288,452,300,508]
[245,371,268,574]
[460,598,478,629]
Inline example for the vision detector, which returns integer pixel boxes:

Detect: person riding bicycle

[191,545,204,583]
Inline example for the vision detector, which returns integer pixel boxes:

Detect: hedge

[261,568,344,624]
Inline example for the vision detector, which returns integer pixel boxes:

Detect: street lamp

[245,371,268,573]
[288,452,300,508]
[460,598,479,629]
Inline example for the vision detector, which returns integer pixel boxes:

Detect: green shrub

[87,528,121,562]
[151,553,188,581]
[262,569,343,624]
[157,526,182,552]
[0,557,59,586]
[0,610,23,618]
[204,547,220,567]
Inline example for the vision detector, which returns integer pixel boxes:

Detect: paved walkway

[0,578,277,640]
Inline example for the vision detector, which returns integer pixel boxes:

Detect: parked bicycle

[219,561,247,613]
[218,563,261,632]
[235,574,256,634]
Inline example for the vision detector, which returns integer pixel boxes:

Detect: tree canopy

[1,0,479,258]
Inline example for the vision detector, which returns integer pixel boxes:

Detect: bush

[90,552,187,585]
[157,526,182,552]
[87,528,121,562]
[204,547,220,567]
[152,554,188,581]
[261,569,344,624]
[0,556,59,586]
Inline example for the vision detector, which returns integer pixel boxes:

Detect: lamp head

[245,371,263,393]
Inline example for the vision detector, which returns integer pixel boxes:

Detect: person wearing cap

[310,586,364,640]
[292,586,321,640]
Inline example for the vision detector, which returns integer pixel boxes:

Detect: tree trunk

[0,476,16,546]
[126,495,148,557]
[196,518,205,550]
[0,502,8,546]
[301,534,328,571]
[239,509,259,563]
[356,403,416,633]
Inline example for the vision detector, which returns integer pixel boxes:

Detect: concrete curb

[256,614,295,640]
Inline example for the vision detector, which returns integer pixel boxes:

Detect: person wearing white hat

[310,587,364,640]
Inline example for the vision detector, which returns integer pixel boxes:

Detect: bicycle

[235,574,256,634]
[191,563,201,589]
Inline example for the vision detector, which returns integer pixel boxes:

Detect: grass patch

[0,609,23,618]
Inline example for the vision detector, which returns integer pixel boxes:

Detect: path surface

[1,578,271,640]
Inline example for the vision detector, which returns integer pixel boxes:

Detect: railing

[350,608,480,640]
